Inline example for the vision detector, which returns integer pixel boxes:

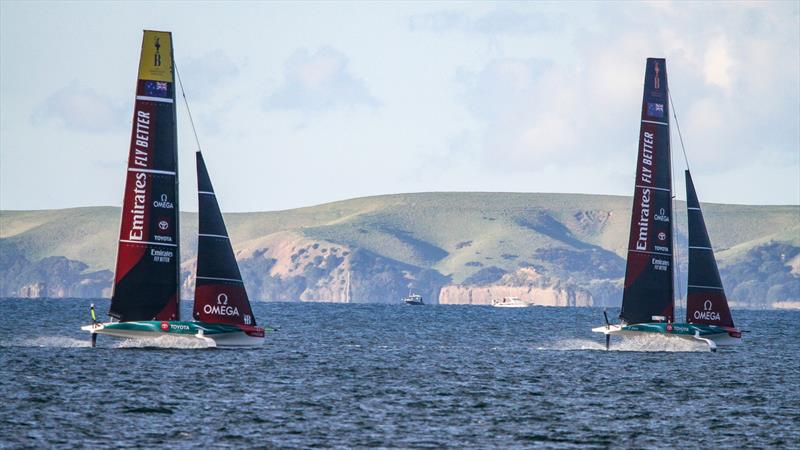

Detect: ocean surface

[0,298,798,449]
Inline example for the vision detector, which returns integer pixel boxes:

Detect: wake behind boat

[592,58,741,352]
[82,30,268,348]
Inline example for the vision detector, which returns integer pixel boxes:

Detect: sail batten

[193,151,257,327]
[619,58,675,325]
[109,30,180,322]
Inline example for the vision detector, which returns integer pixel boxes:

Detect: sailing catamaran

[81,30,267,347]
[592,58,741,351]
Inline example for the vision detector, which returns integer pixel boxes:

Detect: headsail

[619,58,674,325]
[193,152,257,327]
[685,170,735,328]
[110,30,180,322]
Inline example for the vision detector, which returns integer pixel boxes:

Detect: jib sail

[619,58,675,325]
[193,152,257,327]
[110,30,180,322]
[685,170,735,328]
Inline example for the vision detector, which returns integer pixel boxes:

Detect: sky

[1,1,798,212]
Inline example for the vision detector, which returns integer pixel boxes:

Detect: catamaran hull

[82,321,267,348]
[592,323,741,348]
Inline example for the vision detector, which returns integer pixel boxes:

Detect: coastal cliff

[1,192,798,308]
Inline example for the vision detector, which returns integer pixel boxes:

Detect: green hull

[84,320,273,347]
[623,322,734,336]
[101,321,252,336]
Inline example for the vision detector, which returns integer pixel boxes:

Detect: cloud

[31,81,127,133]
[703,35,733,92]
[456,3,799,180]
[176,49,239,101]
[409,8,553,35]
[458,57,589,170]
[264,47,378,112]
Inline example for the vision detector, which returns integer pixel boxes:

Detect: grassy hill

[1,192,798,307]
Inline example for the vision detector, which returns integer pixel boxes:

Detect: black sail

[685,170,735,328]
[110,30,180,322]
[193,152,257,327]
[619,58,675,324]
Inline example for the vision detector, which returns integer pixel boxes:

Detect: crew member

[90,303,97,327]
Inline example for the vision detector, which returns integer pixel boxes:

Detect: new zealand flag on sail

[647,102,665,118]
[143,80,170,98]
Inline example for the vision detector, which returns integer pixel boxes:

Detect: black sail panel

[685,170,735,328]
[620,58,675,325]
[193,152,257,327]
[110,30,180,322]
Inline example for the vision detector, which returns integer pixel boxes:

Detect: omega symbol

[704,300,713,311]
[217,293,228,305]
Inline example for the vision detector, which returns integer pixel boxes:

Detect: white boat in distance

[403,293,424,305]
[491,297,530,308]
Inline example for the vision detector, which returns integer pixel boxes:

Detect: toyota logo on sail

[158,220,169,230]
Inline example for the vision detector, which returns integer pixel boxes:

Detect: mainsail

[619,58,675,325]
[110,31,180,322]
[193,152,257,327]
[685,170,735,328]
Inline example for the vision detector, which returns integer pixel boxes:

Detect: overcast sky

[1,1,798,212]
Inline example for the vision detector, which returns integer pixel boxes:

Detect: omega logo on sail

[693,299,721,321]
[654,207,669,223]
[153,193,174,209]
[203,292,240,316]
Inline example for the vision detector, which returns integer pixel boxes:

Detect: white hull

[491,296,530,308]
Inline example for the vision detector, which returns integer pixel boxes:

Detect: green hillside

[1,192,798,307]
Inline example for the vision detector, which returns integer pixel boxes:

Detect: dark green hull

[620,322,741,346]
[83,320,271,347]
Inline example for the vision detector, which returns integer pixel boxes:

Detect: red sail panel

[685,170,735,328]
[109,31,180,322]
[619,58,674,325]
[193,152,257,327]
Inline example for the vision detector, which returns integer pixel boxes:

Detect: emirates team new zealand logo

[653,62,661,89]
[154,37,162,67]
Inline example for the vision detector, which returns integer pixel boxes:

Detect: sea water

[0,298,798,448]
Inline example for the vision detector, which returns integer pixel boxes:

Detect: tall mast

[109,31,180,322]
[619,58,675,324]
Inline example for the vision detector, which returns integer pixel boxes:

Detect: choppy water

[1,298,798,449]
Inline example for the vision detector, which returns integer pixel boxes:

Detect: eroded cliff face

[439,267,593,307]
[181,232,448,303]
[0,241,112,298]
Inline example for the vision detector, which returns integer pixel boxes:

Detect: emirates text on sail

[129,110,151,241]
[635,131,655,251]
